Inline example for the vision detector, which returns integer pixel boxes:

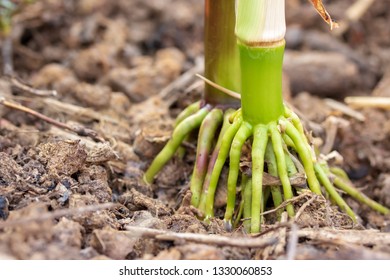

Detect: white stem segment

[235,0,286,45]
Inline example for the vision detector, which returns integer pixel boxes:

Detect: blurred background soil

[0,0,390,259]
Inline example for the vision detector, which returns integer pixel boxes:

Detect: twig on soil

[325,98,365,122]
[345,96,390,110]
[260,192,312,217]
[294,195,318,221]
[42,98,121,124]
[0,203,117,229]
[297,227,390,246]
[9,76,57,97]
[0,97,105,142]
[254,222,292,237]
[125,226,278,248]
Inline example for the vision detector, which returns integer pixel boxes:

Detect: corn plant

[145,0,389,233]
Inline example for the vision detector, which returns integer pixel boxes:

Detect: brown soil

[0,0,389,260]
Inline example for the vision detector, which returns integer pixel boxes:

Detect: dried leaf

[308,0,339,29]
[240,161,307,187]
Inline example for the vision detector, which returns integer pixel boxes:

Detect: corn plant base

[144,102,389,234]
[196,105,389,233]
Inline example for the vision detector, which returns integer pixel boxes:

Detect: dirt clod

[89,227,137,259]
[119,188,171,217]
[37,140,87,180]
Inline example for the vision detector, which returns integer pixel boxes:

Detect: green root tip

[144,106,211,184]
[315,163,357,222]
[143,174,152,185]
[333,176,390,215]
[223,219,233,232]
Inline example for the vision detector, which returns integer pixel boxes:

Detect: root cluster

[145,102,389,233]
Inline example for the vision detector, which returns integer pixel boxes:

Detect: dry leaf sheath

[308,0,339,29]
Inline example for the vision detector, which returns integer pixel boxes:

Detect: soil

[0,0,390,260]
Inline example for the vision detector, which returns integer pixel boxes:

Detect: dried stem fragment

[125,226,278,248]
